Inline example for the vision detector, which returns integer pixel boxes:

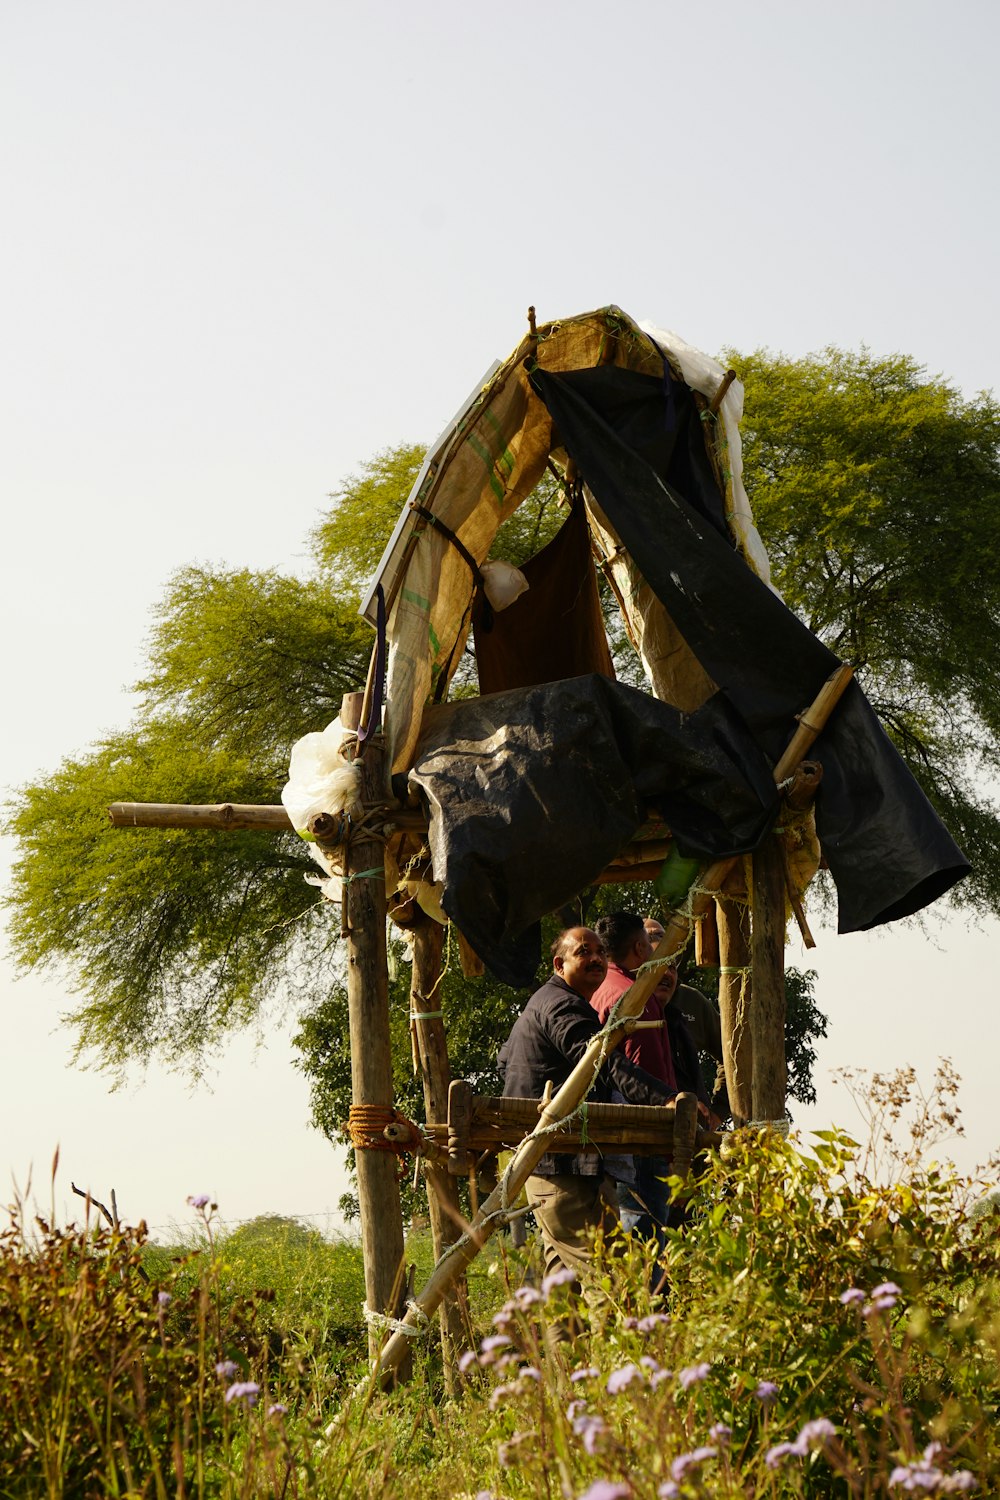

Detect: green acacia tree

[6,566,374,1070]
[7,344,997,1104]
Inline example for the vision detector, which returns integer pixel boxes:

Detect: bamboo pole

[750,832,787,1122]
[409,916,467,1391]
[369,664,855,1383]
[108,802,293,830]
[716,891,752,1125]
[709,369,738,416]
[338,691,409,1375]
[108,801,434,834]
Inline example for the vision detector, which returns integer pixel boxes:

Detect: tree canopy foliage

[7,343,996,1103]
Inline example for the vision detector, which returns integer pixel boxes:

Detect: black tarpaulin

[533,365,970,933]
[409,675,780,987]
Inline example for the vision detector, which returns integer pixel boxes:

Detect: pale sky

[2,1,998,1238]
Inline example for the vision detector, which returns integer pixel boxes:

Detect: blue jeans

[617,1156,673,1256]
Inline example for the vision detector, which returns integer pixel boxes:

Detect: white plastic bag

[481,558,529,612]
[281,716,363,835]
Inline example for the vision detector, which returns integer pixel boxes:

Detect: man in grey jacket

[498,926,677,1284]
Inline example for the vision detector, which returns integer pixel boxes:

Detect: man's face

[643,918,678,1004]
[628,923,655,971]
[554,927,608,999]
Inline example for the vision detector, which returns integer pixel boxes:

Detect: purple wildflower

[570,1366,600,1382]
[797,1417,837,1450]
[489,1383,516,1410]
[888,1458,976,1493]
[458,1350,479,1374]
[224,1381,260,1408]
[566,1398,589,1421]
[578,1483,631,1500]
[754,1379,779,1405]
[840,1287,866,1306]
[572,1412,608,1456]
[267,1403,287,1417]
[520,1365,541,1382]
[541,1267,577,1296]
[187,1193,211,1209]
[497,1431,529,1470]
[606,1362,645,1394]
[640,1355,663,1373]
[215,1360,239,1379]
[637,1312,670,1332]
[871,1281,902,1299]
[157,1291,172,1307]
[765,1442,798,1469]
[658,1485,681,1500]
[678,1361,710,1389]
[709,1422,732,1446]
[480,1334,511,1355]
[671,1446,717,1480]
[514,1285,544,1308]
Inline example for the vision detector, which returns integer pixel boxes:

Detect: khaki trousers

[525,1172,620,1284]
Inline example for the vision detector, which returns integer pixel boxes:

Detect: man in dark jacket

[498,926,677,1283]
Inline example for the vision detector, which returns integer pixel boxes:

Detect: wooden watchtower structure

[111,306,968,1386]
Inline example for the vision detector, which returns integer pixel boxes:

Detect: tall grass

[3,1067,999,1498]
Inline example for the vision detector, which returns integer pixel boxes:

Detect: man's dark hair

[594,911,645,965]
[550,929,571,960]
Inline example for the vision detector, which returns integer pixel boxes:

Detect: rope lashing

[347,1105,402,1151]
[409,1010,444,1022]
[745,1118,792,1136]
[348,1105,416,1182]
[363,1300,431,1338]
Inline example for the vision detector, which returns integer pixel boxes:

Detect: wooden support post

[750,831,787,1123]
[339,691,409,1373]
[447,1080,474,1174]
[716,891,752,1126]
[409,916,467,1390]
[668,1092,700,1182]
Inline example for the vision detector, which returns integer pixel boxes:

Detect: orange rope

[347,1104,413,1183]
[347,1104,400,1151]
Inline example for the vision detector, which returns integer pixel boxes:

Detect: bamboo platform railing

[382,1085,716,1167]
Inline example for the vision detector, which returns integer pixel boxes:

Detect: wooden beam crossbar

[385,1088,715,1164]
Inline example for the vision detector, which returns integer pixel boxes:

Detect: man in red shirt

[591,911,680,1249]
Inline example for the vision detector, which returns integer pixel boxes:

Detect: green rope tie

[409,1010,444,1022]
